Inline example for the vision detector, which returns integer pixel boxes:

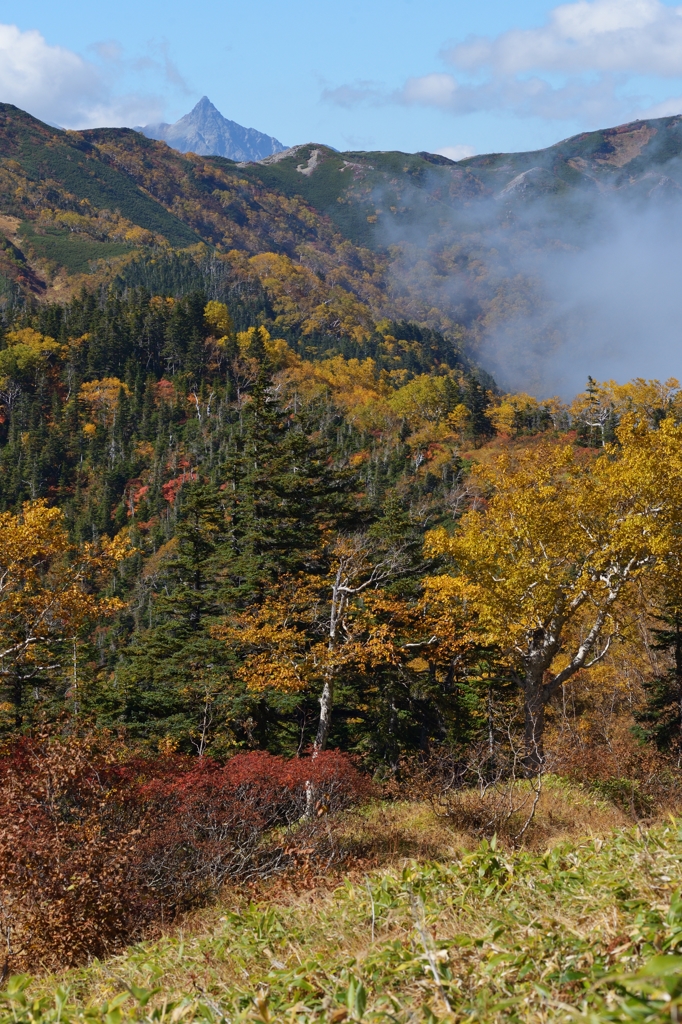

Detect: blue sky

[2,0,682,156]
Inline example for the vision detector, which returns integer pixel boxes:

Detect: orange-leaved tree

[0,501,129,727]
[215,534,477,754]
[214,536,410,752]
[425,418,682,770]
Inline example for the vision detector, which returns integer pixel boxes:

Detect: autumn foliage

[0,734,370,973]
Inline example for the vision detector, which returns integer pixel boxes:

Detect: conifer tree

[638,605,682,753]
[463,375,494,438]
[111,483,234,747]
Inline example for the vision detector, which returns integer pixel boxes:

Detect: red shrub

[0,736,370,972]
[118,748,372,913]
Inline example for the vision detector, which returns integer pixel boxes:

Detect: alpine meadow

[2,91,682,1024]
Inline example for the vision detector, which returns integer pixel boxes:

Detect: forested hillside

[4,102,682,388]
[0,275,489,755]
[1,273,681,801]
[3,101,682,1016]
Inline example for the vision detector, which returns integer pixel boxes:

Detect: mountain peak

[192,96,219,116]
[136,98,285,163]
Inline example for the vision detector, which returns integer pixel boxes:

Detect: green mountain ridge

[236,114,682,234]
[1,102,680,383]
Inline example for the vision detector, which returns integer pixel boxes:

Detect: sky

[2,0,682,157]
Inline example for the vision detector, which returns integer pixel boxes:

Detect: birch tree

[425,418,682,770]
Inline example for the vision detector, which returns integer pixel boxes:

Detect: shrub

[123,747,372,912]
[0,735,370,973]
[0,735,136,971]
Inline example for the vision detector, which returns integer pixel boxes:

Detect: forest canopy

[0,273,677,781]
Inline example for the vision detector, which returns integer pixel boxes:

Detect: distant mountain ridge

[5,100,682,393]
[135,97,286,162]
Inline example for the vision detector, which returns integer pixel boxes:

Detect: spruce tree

[463,375,494,438]
[109,483,236,749]
[637,606,682,754]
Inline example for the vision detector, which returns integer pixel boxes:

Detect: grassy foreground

[5,790,682,1024]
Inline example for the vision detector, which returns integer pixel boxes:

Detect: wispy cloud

[321,81,385,108]
[640,94,682,117]
[397,70,633,122]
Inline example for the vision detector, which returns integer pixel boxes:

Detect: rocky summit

[135,95,285,162]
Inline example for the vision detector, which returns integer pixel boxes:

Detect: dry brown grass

[324,778,628,867]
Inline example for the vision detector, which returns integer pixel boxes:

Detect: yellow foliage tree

[280,355,390,428]
[388,374,451,423]
[215,536,475,752]
[425,419,682,768]
[248,253,324,331]
[0,501,129,726]
[203,300,234,340]
[489,392,556,436]
[302,287,375,344]
[0,328,63,381]
[79,378,131,428]
[235,326,300,370]
[571,377,682,442]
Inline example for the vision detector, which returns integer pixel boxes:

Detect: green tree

[463,375,494,439]
[111,483,236,750]
[638,604,682,753]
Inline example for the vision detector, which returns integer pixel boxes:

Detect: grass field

[4,785,682,1024]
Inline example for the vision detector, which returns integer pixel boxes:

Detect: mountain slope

[136,97,286,161]
[233,115,682,246]
[460,116,682,195]
[3,102,682,387]
[0,106,198,249]
[0,105,390,344]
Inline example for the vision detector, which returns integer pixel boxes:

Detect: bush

[123,747,372,912]
[0,735,370,972]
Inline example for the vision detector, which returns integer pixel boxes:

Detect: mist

[482,199,682,398]
[374,151,682,399]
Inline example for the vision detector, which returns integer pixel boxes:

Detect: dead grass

[325,777,628,868]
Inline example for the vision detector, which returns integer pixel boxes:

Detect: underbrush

[390,721,682,848]
[0,725,672,978]
[0,734,369,972]
[4,728,682,1023]
[8,818,682,1023]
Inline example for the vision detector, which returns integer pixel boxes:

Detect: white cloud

[397,70,628,123]
[402,74,459,107]
[326,68,622,123]
[448,0,682,77]
[325,0,682,126]
[436,145,475,161]
[321,81,384,108]
[416,0,682,123]
[0,23,172,129]
[0,24,100,125]
[637,95,682,116]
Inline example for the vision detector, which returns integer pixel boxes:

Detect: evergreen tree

[220,369,356,606]
[107,483,237,749]
[638,606,682,753]
[463,374,494,438]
